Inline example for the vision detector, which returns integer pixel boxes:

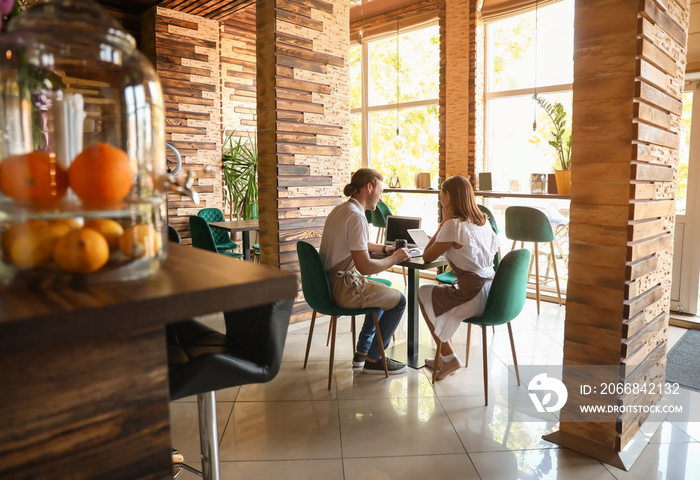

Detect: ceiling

[96,0,255,20]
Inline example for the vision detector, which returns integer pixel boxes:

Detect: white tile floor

[171,272,700,479]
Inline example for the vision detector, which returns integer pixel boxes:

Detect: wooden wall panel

[257,0,349,322]
[554,0,690,460]
[143,7,223,243]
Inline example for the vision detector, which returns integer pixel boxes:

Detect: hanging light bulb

[396,15,400,136]
[529,0,539,144]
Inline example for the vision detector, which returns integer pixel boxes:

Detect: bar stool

[504,206,562,313]
[167,299,293,480]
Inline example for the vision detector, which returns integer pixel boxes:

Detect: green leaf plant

[222,132,258,220]
[534,94,572,171]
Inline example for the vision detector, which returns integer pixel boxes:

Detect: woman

[418,175,499,380]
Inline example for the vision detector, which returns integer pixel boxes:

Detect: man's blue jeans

[356,293,406,360]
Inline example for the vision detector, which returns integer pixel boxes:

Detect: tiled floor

[171,273,700,479]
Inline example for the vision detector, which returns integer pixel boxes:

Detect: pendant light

[396,15,400,136]
[529,0,540,143]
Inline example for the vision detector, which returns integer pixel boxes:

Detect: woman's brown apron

[430,263,492,318]
[327,255,401,311]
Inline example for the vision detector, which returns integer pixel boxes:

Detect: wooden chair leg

[481,325,488,405]
[534,242,541,314]
[371,313,389,377]
[325,319,332,346]
[507,322,520,386]
[550,242,562,306]
[511,239,517,252]
[402,266,407,285]
[351,315,356,352]
[328,316,337,390]
[465,324,472,367]
[432,340,442,384]
[303,310,317,368]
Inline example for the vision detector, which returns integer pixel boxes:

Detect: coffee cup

[394,238,407,249]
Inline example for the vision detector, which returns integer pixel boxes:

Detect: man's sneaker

[362,357,408,375]
[352,352,367,368]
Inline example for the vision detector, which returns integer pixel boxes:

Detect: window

[350,23,440,225]
[484,0,574,191]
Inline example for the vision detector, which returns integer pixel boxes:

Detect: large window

[350,23,440,225]
[485,0,574,191]
[350,23,439,187]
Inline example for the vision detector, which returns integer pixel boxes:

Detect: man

[319,168,411,374]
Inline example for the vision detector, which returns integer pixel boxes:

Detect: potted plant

[534,94,572,194]
[222,132,258,220]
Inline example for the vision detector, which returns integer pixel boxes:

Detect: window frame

[350,20,440,169]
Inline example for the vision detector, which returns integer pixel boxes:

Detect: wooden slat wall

[559,0,689,454]
[257,0,350,322]
[221,8,258,139]
[142,7,224,243]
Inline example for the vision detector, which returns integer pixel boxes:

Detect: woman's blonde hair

[442,175,487,226]
[343,168,383,197]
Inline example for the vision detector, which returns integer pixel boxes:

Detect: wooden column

[257,0,350,322]
[544,0,689,468]
[440,0,472,181]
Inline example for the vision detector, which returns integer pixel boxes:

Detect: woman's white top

[419,217,500,342]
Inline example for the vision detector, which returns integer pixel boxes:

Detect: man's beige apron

[327,255,401,311]
[430,263,492,318]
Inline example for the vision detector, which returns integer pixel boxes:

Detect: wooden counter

[0,244,297,479]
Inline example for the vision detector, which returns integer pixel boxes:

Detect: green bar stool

[504,206,562,313]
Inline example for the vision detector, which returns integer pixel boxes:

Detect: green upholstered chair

[432,249,530,405]
[371,201,392,243]
[189,216,244,259]
[197,208,238,252]
[435,204,501,285]
[297,241,388,389]
[505,206,562,313]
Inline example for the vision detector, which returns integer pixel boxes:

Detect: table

[386,255,448,368]
[209,219,259,261]
[0,243,297,479]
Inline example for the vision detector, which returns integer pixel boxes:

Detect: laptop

[384,215,422,248]
[407,229,430,250]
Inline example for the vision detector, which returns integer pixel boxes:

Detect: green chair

[371,201,392,243]
[297,241,388,389]
[189,216,244,259]
[197,208,238,252]
[369,201,407,284]
[435,204,501,285]
[505,206,562,313]
[432,249,530,405]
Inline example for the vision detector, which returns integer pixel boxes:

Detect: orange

[84,218,124,252]
[68,142,134,203]
[0,151,68,202]
[119,224,161,258]
[53,227,110,274]
[48,218,81,231]
[9,224,56,268]
[1,220,48,259]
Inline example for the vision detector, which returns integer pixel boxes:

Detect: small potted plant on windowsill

[534,94,572,195]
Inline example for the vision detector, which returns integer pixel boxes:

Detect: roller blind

[481,0,562,22]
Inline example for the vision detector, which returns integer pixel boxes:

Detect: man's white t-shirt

[319,198,368,271]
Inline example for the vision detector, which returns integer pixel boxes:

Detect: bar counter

[0,244,297,479]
